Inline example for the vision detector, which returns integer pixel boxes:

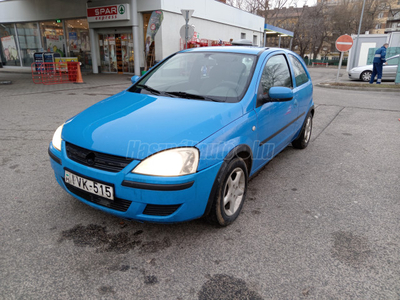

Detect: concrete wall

[389,32,400,48]
[157,10,263,59]
[158,0,264,33]
[0,0,87,22]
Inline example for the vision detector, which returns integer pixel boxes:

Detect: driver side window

[259,54,292,99]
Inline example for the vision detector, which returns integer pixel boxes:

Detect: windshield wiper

[136,84,162,95]
[165,91,222,102]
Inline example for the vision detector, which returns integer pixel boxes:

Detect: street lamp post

[351,0,366,69]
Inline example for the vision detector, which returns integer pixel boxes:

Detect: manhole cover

[0,80,12,85]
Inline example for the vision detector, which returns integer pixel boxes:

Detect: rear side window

[289,55,309,87]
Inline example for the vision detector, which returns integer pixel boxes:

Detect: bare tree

[329,0,385,39]
[228,0,299,21]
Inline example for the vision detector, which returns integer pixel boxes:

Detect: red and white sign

[87,4,130,22]
[335,35,353,52]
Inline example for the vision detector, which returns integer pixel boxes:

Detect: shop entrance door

[99,33,133,73]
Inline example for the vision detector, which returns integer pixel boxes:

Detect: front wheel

[292,112,313,149]
[361,70,372,82]
[207,157,248,226]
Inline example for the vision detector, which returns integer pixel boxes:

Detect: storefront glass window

[109,34,117,72]
[40,21,65,56]
[98,33,133,73]
[65,19,91,71]
[16,22,41,67]
[100,34,110,72]
[0,23,21,66]
[120,34,129,73]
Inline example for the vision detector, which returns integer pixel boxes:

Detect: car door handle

[294,99,298,108]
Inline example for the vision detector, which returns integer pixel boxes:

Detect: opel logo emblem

[86,152,96,166]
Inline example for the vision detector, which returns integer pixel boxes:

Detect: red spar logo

[87,6,118,17]
[95,7,117,16]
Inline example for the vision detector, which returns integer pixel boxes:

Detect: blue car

[49,46,314,226]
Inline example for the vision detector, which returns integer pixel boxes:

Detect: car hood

[351,65,372,72]
[62,91,243,159]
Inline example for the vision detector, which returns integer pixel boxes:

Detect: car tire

[292,112,313,149]
[360,70,372,82]
[207,157,248,226]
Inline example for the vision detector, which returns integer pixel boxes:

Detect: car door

[252,53,298,171]
[288,54,313,130]
[382,64,398,80]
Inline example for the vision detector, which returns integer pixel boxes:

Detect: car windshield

[128,52,257,103]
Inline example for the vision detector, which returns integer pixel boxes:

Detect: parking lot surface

[1,68,399,299]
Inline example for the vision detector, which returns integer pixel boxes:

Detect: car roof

[183,46,288,55]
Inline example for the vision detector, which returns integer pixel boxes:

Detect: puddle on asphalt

[331,231,372,268]
[59,224,172,255]
[198,274,263,300]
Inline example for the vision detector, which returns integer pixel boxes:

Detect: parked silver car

[348,55,400,82]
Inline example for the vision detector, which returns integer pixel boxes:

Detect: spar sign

[87,4,130,22]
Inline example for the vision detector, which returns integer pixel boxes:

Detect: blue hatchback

[49,46,314,226]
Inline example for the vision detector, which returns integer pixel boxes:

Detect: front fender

[201,144,253,219]
[196,110,257,172]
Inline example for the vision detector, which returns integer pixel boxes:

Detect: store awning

[264,24,293,37]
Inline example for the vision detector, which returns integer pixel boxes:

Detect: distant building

[318,0,400,35]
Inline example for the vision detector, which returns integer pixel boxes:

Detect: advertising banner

[145,11,163,70]
[145,11,164,46]
[45,35,64,56]
[1,35,19,62]
[68,32,78,50]
[55,57,78,70]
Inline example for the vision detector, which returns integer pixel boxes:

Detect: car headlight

[52,124,64,151]
[132,148,199,177]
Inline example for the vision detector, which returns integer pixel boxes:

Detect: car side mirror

[268,87,293,102]
[131,75,140,84]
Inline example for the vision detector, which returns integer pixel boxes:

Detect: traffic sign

[335,35,353,52]
[180,9,195,49]
[180,24,194,41]
[181,9,194,22]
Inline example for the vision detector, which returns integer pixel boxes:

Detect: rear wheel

[292,112,313,149]
[207,157,248,226]
[361,70,372,82]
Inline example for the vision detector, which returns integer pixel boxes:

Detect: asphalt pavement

[0,67,399,299]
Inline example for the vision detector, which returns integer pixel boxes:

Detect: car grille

[143,204,181,216]
[64,181,132,212]
[66,142,133,172]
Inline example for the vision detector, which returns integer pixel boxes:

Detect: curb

[316,83,400,92]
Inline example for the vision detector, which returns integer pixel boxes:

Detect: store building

[0,0,264,75]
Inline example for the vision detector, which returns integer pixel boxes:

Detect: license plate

[64,170,114,201]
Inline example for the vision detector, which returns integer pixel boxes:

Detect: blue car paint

[62,92,244,161]
[268,87,294,100]
[49,141,222,223]
[49,47,314,223]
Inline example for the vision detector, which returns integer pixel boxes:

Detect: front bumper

[348,70,361,80]
[48,142,222,223]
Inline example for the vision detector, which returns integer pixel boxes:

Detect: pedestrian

[369,43,389,84]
